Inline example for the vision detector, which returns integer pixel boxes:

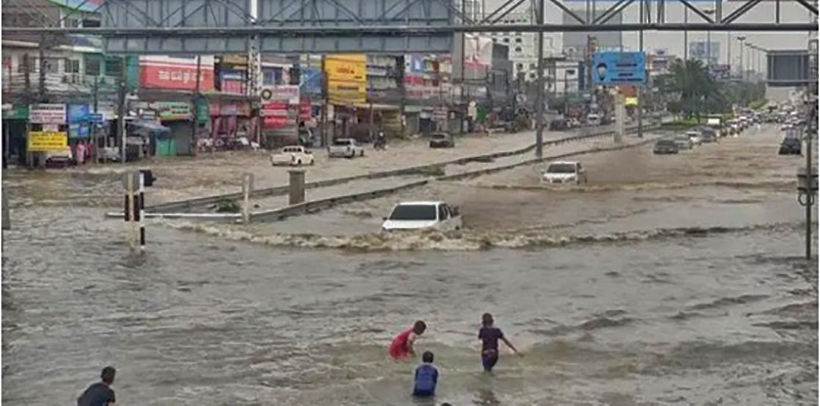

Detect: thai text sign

[28,131,68,152]
[140,56,215,91]
[325,54,367,105]
[29,104,66,124]
[592,52,646,85]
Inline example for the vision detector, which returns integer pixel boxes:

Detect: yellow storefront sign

[325,54,367,104]
[28,131,68,152]
[625,97,638,106]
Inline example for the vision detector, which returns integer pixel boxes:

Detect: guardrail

[146,123,659,213]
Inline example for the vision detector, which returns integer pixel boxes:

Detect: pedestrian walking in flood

[77,366,116,406]
[478,313,522,372]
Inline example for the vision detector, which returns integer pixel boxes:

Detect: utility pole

[117,56,127,164]
[637,2,644,138]
[737,36,746,80]
[191,55,201,157]
[93,75,99,163]
[38,33,47,102]
[460,0,467,134]
[535,0,545,158]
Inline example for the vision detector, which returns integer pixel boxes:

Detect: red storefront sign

[140,56,215,91]
[261,101,291,129]
[221,79,245,95]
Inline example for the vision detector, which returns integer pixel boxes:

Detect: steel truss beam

[4,23,816,36]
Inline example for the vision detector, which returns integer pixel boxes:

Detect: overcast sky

[484,0,817,66]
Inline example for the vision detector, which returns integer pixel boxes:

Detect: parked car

[44,149,74,168]
[653,139,679,154]
[328,138,365,158]
[429,132,455,148]
[674,134,694,150]
[271,145,315,166]
[541,161,588,184]
[381,201,462,231]
[779,134,802,155]
[586,113,601,126]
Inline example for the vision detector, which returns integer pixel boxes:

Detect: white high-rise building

[489,12,562,82]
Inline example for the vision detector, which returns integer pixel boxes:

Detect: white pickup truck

[381,201,462,232]
[541,161,588,184]
[271,145,314,166]
[328,138,365,158]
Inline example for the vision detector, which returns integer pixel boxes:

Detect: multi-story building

[491,11,562,82]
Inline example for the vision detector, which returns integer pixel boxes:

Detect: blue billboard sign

[67,103,90,124]
[591,52,646,85]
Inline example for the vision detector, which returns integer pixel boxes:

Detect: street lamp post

[737,36,747,80]
[797,125,817,260]
[703,9,716,66]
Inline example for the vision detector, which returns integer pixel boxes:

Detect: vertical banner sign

[324,54,367,105]
[260,85,300,129]
[67,103,90,138]
[299,98,312,121]
[591,52,647,85]
[29,104,66,124]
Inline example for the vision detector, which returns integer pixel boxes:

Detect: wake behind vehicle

[653,139,679,154]
[429,132,455,148]
[271,145,314,166]
[541,161,587,184]
[381,201,462,231]
[328,138,365,158]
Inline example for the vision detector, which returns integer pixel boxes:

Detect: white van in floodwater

[381,201,462,231]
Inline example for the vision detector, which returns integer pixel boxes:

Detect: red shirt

[388,328,414,359]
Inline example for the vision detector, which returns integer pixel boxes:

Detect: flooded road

[2,125,817,405]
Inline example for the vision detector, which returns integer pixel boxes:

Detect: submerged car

[429,132,455,148]
[541,161,588,184]
[779,135,802,155]
[674,134,694,150]
[381,201,462,231]
[653,139,679,154]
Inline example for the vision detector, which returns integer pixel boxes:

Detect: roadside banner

[139,55,215,91]
[29,104,66,124]
[28,131,68,152]
[325,54,367,105]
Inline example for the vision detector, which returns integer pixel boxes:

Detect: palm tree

[666,58,719,121]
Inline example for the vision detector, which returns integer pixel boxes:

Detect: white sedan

[271,146,315,166]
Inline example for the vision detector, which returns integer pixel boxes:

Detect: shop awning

[129,120,170,135]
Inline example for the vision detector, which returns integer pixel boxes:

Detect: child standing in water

[389,320,427,360]
[478,313,521,372]
[412,351,439,397]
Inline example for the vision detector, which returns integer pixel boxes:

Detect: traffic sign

[86,113,104,123]
[591,52,647,85]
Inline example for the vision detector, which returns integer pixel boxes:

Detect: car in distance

[381,201,462,231]
[541,161,588,184]
[328,138,365,158]
[429,132,455,148]
[653,138,679,154]
[686,130,702,146]
[674,134,694,150]
[700,127,718,143]
[779,134,802,155]
[271,145,315,166]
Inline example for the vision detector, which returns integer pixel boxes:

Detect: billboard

[689,41,720,63]
[325,54,367,105]
[591,52,646,85]
[260,85,299,129]
[29,104,66,124]
[139,56,215,91]
[28,131,68,152]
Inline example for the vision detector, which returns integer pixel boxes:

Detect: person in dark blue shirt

[77,366,117,406]
[412,351,439,397]
[479,313,522,372]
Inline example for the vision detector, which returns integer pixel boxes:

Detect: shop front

[209,99,253,149]
[2,104,28,167]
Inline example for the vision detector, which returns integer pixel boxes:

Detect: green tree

[665,59,719,122]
